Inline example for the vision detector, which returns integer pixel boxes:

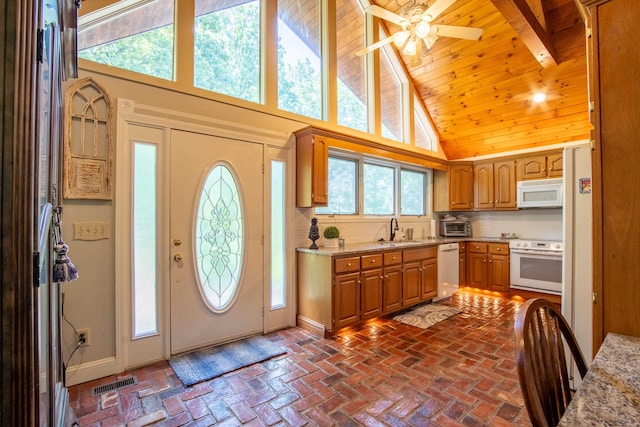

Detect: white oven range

[509,239,563,295]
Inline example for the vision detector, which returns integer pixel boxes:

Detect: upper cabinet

[474,160,517,210]
[295,128,328,207]
[433,164,473,211]
[517,153,563,180]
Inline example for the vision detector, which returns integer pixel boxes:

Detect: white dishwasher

[434,242,460,301]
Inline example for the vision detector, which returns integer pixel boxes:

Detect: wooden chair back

[514,298,588,427]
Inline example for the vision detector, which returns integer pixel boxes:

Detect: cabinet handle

[489,260,493,263]
[371,259,376,263]
[392,256,396,260]
[347,263,351,267]
[380,276,384,280]
[483,259,487,263]
[385,275,389,279]
[496,248,501,251]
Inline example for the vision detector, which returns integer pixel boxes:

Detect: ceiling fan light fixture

[403,37,418,56]
[415,21,431,38]
[393,30,410,47]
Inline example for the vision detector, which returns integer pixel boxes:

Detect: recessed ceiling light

[533,92,546,103]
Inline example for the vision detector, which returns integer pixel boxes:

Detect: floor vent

[91,377,136,395]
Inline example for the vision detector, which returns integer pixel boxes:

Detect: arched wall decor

[64,77,113,199]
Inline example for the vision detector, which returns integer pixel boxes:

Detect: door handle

[174,253,183,262]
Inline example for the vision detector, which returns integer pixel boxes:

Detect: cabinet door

[382,265,403,313]
[361,268,383,320]
[517,155,547,180]
[459,253,466,286]
[467,252,488,289]
[488,255,510,292]
[333,272,360,330]
[311,136,329,205]
[420,258,438,300]
[474,163,494,210]
[547,153,563,177]
[450,165,473,210]
[493,161,517,209]
[403,261,422,307]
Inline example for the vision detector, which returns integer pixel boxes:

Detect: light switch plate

[74,221,110,240]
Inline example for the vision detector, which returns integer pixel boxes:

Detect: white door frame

[115,99,294,372]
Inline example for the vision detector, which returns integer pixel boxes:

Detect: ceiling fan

[356,0,483,65]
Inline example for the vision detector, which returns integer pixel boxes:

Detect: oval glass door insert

[195,163,244,312]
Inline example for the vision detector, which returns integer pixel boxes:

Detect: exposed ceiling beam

[490,0,558,68]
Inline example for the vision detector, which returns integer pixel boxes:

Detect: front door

[170,129,263,354]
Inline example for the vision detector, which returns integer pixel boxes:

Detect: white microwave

[517,178,563,208]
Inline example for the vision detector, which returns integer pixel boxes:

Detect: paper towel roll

[430,219,437,238]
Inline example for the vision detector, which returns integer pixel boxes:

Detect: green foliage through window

[79,26,174,81]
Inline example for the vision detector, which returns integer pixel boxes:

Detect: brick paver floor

[69,290,532,426]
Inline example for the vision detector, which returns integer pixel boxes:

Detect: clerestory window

[77,0,439,152]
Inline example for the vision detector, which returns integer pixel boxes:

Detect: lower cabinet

[382,252,403,313]
[459,242,467,286]
[297,245,442,335]
[466,242,510,291]
[403,246,438,305]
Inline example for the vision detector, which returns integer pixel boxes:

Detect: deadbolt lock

[174,253,183,262]
[173,239,182,246]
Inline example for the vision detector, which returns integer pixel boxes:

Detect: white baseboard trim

[65,357,117,387]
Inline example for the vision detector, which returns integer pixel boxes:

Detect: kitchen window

[316,152,431,217]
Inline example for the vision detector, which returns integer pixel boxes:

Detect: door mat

[169,335,286,387]
[392,303,461,329]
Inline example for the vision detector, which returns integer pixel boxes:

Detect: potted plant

[323,226,340,248]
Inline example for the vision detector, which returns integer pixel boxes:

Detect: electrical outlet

[77,328,91,347]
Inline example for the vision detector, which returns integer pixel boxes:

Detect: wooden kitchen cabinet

[465,242,510,291]
[360,254,383,320]
[517,152,563,181]
[403,246,438,305]
[474,161,517,210]
[333,271,360,330]
[295,127,328,207]
[459,242,466,286]
[433,164,474,211]
[382,252,403,313]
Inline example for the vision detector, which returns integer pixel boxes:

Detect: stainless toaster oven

[439,220,471,237]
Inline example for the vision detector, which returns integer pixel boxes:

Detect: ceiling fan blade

[432,25,483,40]
[422,0,457,21]
[355,35,395,56]
[365,5,409,26]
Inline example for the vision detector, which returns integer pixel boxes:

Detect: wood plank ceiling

[370,0,591,159]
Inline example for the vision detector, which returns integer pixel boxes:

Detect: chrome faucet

[390,217,399,241]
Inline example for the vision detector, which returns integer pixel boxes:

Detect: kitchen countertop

[558,333,640,425]
[297,237,514,256]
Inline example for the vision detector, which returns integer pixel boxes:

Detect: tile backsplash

[295,208,563,249]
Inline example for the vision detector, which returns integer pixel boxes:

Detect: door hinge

[311,136,315,144]
[36,29,44,63]
[586,27,592,38]
[33,252,41,288]
[592,292,597,303]
[590,139,596,150]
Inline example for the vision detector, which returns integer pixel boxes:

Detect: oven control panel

[509,240,563,252]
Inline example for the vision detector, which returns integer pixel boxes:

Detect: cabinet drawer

[403,246,437,262]
[384,251,403,265]
[489,243,509,255]
[361,254,383,269]
[334,256,360,274]
[468,242,488,253]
